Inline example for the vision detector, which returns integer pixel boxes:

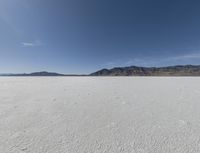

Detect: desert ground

[1,77,200,153]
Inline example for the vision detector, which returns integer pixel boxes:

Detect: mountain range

[90,65,200,76]
[2,65,200,76]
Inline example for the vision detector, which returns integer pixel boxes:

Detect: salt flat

[1,77,200,153]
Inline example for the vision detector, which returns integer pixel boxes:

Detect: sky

[1,0,200,74]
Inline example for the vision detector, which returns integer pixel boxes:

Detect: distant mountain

[90,65,200,76]
[2,65,200,76]
[0,71,64,76]
[29,71,64,76]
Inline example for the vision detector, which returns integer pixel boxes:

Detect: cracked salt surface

[0,77,200,153]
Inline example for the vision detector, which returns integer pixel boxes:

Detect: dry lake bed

[1,77,200,153]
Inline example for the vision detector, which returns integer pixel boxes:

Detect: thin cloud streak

[169,53,200,60]
[21,40,44,47]
[21,42,35,46]
[103,52,200,69]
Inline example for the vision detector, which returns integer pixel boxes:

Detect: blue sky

[1,0,200,74]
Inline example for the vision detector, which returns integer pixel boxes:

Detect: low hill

[0,71,64,76]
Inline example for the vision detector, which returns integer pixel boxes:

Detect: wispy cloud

[21,40,44,47]
[21,42,35,46]
[102,58,155,69]
[103,52,200,69]
[169,53,200,60]
[102,62,117,68]
[124,58,155,66]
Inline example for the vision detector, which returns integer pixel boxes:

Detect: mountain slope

[90,65,200,76]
